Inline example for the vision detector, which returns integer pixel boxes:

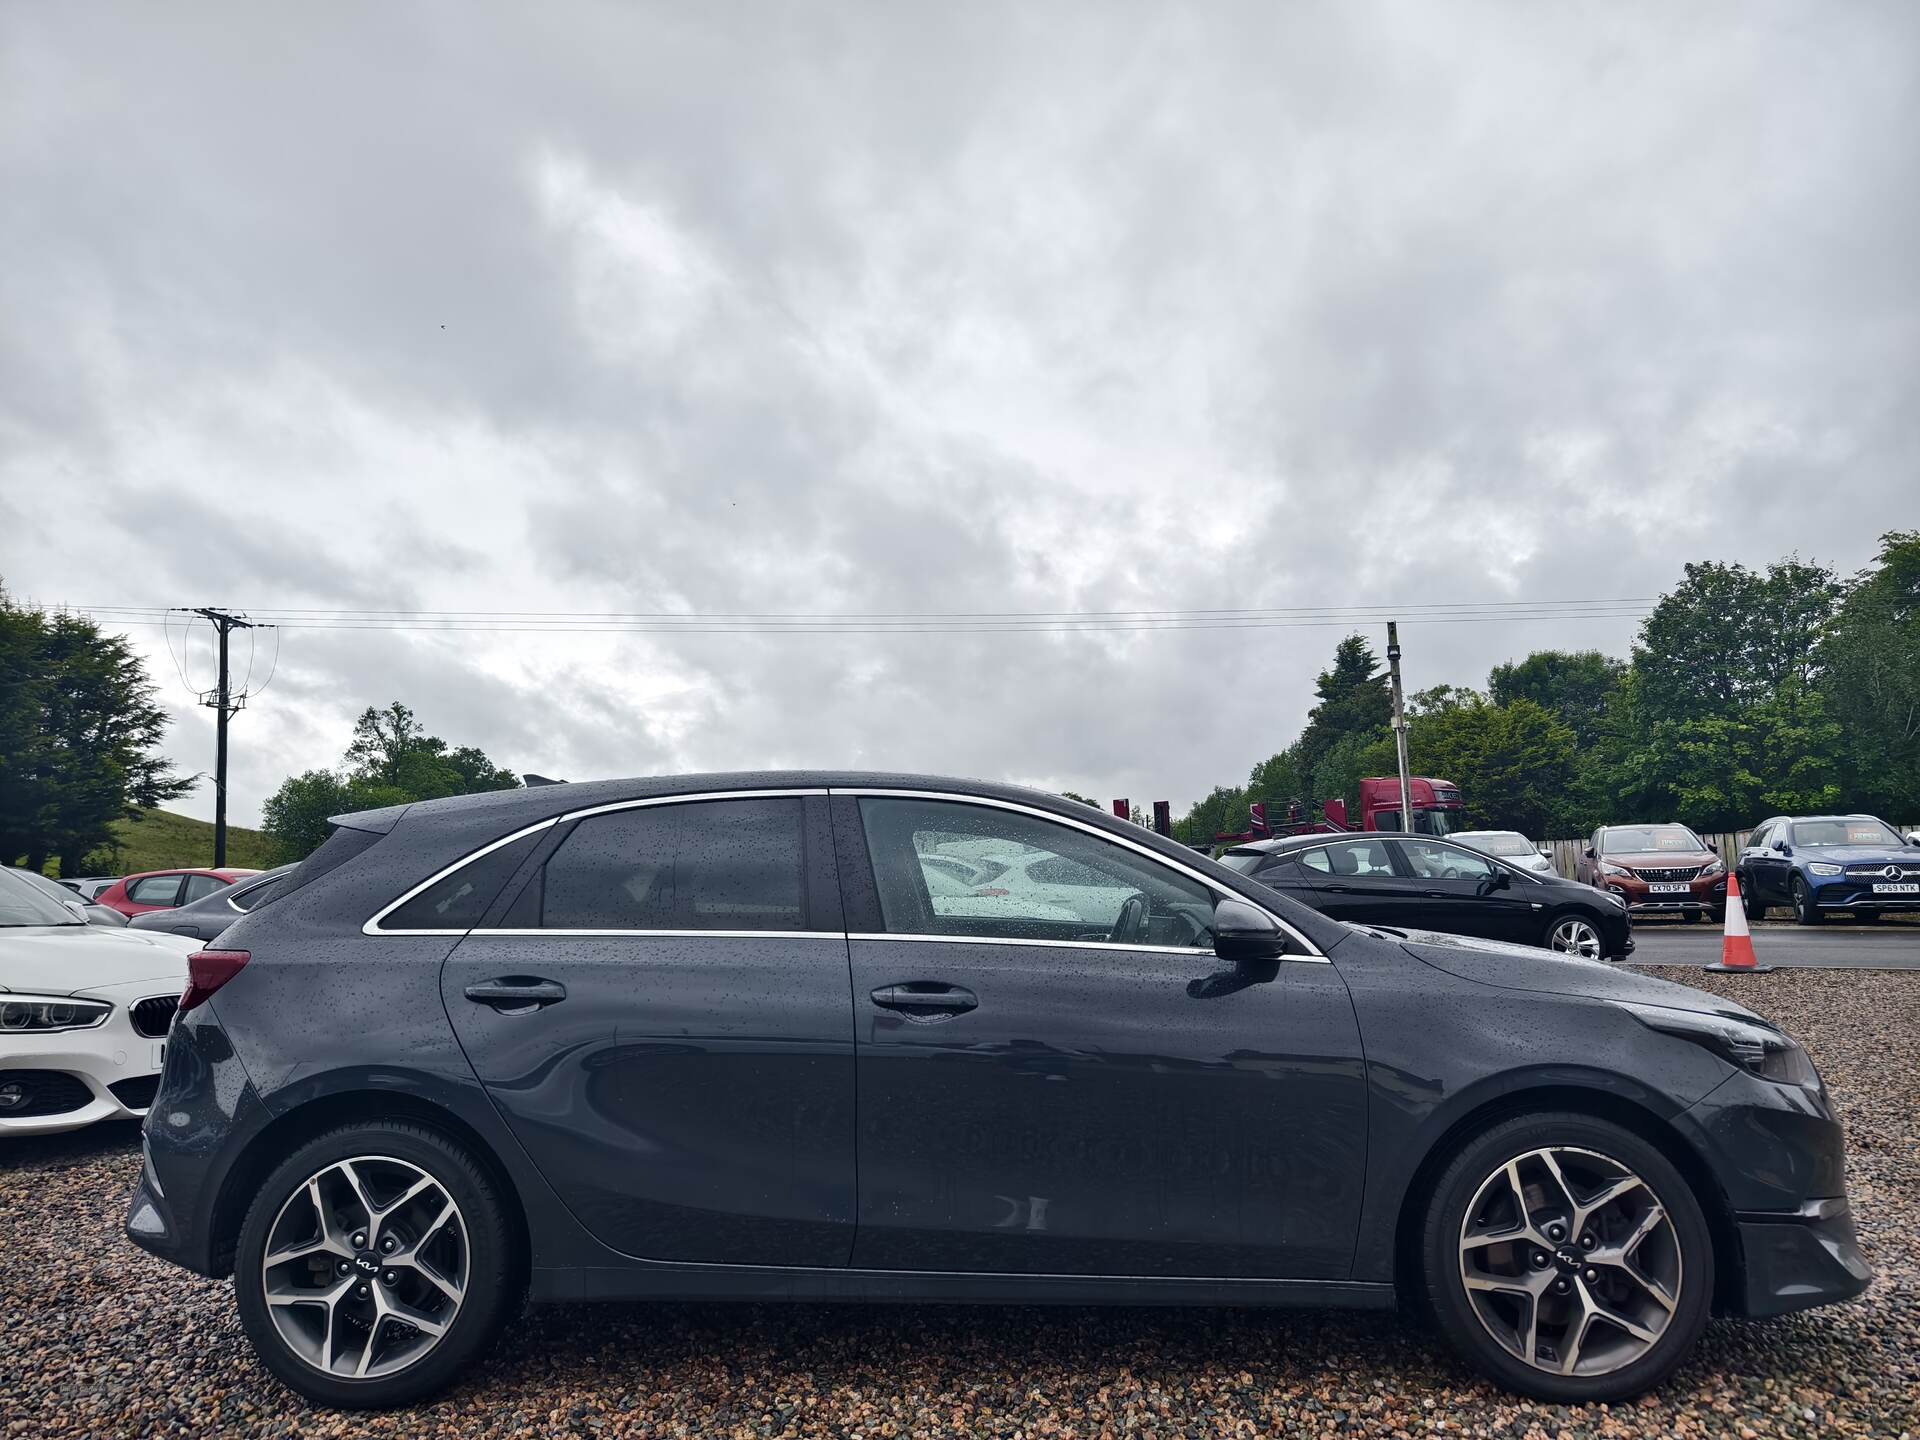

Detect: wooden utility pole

[190,608,255,867]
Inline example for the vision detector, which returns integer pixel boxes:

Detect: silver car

[1450,829,1557,876]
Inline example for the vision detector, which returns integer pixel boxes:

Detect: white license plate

[1872,882,1918,895]
[1647,882,1690,894]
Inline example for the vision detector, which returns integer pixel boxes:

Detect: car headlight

[1807,862,1843,877]
[1700,857,1725,877]
[1618,1001,1818,1087]
[0,996,112,1032]
[1598,888,1628,908]
[1601,862,1632,878]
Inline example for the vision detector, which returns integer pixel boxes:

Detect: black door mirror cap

[1213,897,1289,962]
[1487,870,1511,891]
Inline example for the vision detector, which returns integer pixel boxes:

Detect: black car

[126,772,1864,1408]
[127,864,297,944]
[1220,831,1633,961]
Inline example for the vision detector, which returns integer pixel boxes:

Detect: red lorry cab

[1322,776,1464,836]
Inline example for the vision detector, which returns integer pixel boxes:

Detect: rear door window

[182,874,227,903]
[534,797,807,931]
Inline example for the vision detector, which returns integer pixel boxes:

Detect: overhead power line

[53,598,1655,637]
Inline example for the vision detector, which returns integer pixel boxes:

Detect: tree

[0,589,191,872]
[1173,784,1248,846]
[1487,650,1625,750]
[1401,697,1581,837]
[1816,531,1920,818]
[260,702,520,860]
[1295,636,1391,801]
[1619,559,1843,831]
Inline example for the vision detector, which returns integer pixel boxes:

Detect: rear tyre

[1791,877,1823,927]
[1741,879,1768,922]
[1420,1111,1713,1404]
[235,1121,517,1409]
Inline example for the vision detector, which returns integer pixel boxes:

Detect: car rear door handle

[870,983,978,1014]
[464,978,567,1014]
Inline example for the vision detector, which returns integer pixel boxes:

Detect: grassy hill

[81,808,277,876]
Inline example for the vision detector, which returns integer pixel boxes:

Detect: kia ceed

[125,773,1869,1408]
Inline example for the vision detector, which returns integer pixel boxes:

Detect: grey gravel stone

[1,965,1913,1437]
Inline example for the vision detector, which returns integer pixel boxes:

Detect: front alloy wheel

[1423,1113,1713,1402]
[1547,914,1603,960]
[1457,1147,1681,1377]
[236,1122,516,1408]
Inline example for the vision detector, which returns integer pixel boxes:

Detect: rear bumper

[1735,1199,1872,1318]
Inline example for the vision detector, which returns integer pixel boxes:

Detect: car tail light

[180,950,249,1012]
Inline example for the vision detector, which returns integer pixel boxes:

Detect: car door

[1740,822,1778,902]
[838,791,1368,1280]
[1389,838,1541,945]
[1290,837,1419,928]
[439,791,857,1267]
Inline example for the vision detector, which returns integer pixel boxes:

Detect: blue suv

[1739,814,1920,924]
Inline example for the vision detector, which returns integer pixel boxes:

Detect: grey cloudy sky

[3,2,1916,826]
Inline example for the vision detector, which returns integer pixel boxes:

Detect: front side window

[1299,839,1395,877]
[1398,840,1494,881]
[128,875,183,906]
[859,797,1215,948]
[535,797,806,931]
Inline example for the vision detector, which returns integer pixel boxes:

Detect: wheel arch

[207,1088,529,1283]
[1391,1083,1742,1316]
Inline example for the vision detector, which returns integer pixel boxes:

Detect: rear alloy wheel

[1791,876,1823,927]
[236,1122,516,1408]
[1546,914,1603,960]
[1422,1113,1712,1402]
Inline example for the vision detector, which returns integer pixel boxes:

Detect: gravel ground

[2,967,1914,1439]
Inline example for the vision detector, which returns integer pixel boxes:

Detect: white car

[918,857,1082,923]
[1450,829,1558,876]
[0,867,199,1137]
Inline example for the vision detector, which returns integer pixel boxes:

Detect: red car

[1575,823,1727,922]
[93,868,260,917]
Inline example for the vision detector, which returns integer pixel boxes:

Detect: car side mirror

[64,899,89,920]
[1212,897,1288,964]
[1487,870,1510,891]
[1582,847,1596,860]
[1908,833,1920,848]
[1771,838,1790,854]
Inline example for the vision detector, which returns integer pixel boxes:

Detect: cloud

[2,0,1915,825]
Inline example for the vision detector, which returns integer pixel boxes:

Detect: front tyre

[1545,913,1603,960]
[1791,876,1824,927]
[1421,1112,1713,1403]
[235,1122,517,1409]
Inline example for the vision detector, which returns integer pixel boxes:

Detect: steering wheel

[1109,893,1151,946]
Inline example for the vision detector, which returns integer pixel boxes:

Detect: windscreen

[1467,833,1537,857]
[1603,825,1704,853]
[1218,849,1266,872]
[0,868,85,927]
[1792,818,1905,848]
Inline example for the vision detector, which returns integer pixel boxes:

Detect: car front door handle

[464,978,567,1014]
[1320,883,1350,892]
[870,983,978,1014]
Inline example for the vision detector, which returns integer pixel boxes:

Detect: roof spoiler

[524,774,566,787]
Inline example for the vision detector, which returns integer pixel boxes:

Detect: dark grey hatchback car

[126,773,1869,1409]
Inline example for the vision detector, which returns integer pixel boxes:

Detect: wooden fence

[1540,823,1920,879]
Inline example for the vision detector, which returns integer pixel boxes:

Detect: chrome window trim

[835,787,1323,958]
[363,789,825,936]
[362,817,560,936]
[362,783,1322,957]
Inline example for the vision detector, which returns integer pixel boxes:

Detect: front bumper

[1736,1199,1872,1317]
[1605,873,1727,916]
[1803,876,1920,914]
[1,985,177,1137]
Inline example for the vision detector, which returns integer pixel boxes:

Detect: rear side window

[231,876,286,912]
[533,797,806,931]
[182,874,227,903]
[382,831,545,931]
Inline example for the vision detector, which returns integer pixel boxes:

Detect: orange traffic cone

[1706,871,1773,973]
